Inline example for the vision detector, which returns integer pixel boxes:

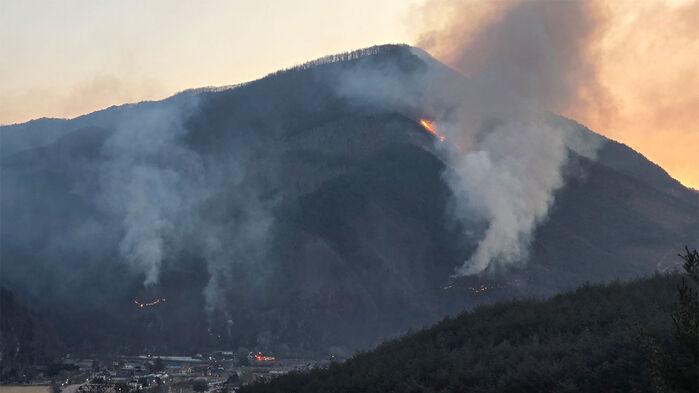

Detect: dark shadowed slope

[1,44,697,355]
[0,288,64,378]
[241,274,678,393]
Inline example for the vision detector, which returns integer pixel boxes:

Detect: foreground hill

[1,44,697,355]
[242,274,678,393]
[0,288,64,380]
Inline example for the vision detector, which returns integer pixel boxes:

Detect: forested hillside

[242,273,682,393]
[1,44,697,355]
[0,288,64,381]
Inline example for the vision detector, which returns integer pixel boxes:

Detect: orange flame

[254,352,275,362]
[419,119,446,141]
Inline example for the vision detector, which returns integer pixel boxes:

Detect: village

[6,351,330,393]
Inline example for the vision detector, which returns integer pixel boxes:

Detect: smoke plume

[443,119,571,275]
[334,45,597,276]
[406,0,611,275]
[99,98,273,309]
[99,102,206,286]
[416,0,699,189]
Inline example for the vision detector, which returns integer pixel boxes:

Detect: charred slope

[241,274,678,393]
[0,44,697,354]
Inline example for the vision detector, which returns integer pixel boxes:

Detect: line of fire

[419,118,446,142]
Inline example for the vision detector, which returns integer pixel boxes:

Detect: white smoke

[408,0,609,276]
[337,43,602,276]
[441,117,570,275]
[99,102,207,286]
[116,165,180,285]
[98,100,275,312]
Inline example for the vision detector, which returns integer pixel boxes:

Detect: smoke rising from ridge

[334,44,601,276]
[99,102,207,286]
[415,0,699,189]
[98,98,273,312]
[416,0,608,116]
[441,118,572,275]
[408,1,610,275]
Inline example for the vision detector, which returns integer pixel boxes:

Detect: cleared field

[0,387,48,393]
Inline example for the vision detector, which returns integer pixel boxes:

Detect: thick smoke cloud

[416,0,608,116]
[406,1,610,275]
[416,0,699,189]
[344,1,607,275]
[404,1,609,275]
[336,45,599,276]
[442,119,570,275]
[99,103,205,286]
[98,98,273,311]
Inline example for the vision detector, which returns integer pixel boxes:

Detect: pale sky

[1,0,696,188]
[0,0,421,124]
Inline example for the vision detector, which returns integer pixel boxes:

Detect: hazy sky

[0,0,420,124]
[1,0,697,188]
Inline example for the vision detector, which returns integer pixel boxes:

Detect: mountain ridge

[1,44,696,355]
[240,273,679,393]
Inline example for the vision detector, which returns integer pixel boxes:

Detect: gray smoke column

[440,116,571,275]
[99,101,206,286]
[415,0,609,116]
[97,94,274,312]
[337,43,601,276]
[413,0,605,275]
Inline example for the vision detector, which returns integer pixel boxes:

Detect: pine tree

[666,247,699,391]
[643,247,699,393]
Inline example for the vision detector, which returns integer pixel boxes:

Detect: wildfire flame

[419,119,446,142]
[254,352,275,362]
[133,298,166,308]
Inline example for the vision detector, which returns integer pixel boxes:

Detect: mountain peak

[1,44,696,355]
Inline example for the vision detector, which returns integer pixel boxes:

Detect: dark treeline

[242,272,686,393]
[267,44,399,76]
[0,287,65,380]
[641,248,699,392]
[182,44,402,96]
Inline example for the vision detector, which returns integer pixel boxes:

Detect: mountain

[1,44,697,356]
[239,273,679,393]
